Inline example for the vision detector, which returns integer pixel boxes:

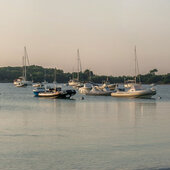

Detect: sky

[0,0,170,76]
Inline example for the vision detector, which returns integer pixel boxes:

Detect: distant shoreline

[0,65,170,84]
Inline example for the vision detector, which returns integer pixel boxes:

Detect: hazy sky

[0,0,170,75]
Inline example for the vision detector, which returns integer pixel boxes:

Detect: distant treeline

[0,65,170,84]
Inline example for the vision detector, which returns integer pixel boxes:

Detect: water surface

[0,83,170,170]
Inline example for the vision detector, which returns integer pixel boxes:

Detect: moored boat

[32,83,42,87]
[85,86,112,96]
[79,83,93,94]
[14,47,32,87]
[36,87,76,99]
[33,68,76,99]
[68,49,83,88]
[15,81,27,87]
[111,84,156,98]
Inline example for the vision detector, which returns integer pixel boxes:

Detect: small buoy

[81,96,84,100]
[158,96,162,99]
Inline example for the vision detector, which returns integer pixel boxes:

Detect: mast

[54,67,57,84]
[24,47,27,81]
[77,49,80,81]
[89,70,91,81]
[134,46,137,84]
[54,67,57,89]
[24,46,30,66]
[22,56,25,78]
[44,70,47,83]
[134,46,141,84]
[77,49,82,81]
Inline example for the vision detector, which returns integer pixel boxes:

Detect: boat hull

[35,89,76,99]
[56,90,76,99]
[111,89,156,98]
[38,92,60,97]
[15,83,27,87]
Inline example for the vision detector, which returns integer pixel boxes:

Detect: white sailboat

[111,46,156,98]
[68,49,83,87]
[14,47,32,87]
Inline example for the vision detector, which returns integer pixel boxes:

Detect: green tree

[149,69,158,75]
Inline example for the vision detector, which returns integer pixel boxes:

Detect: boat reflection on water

[114,99,157,127]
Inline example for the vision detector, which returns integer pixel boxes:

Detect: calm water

[0,83,170,170]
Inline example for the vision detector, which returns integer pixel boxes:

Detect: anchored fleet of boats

[13,46,157,99]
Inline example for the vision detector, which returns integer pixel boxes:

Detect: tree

[149,69,158,75]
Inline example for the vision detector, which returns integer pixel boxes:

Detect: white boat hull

[111,89,156,98]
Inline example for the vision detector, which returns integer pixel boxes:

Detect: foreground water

[0,83,170,170]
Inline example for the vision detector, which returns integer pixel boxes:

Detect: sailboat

[68,49,83,87]
[14,47,32,87]
[111,46,156,98]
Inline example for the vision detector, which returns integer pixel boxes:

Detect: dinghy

[37,87,76,99]
[111,84,156,98]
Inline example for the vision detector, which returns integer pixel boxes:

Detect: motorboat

[85,86,112,96]
[14,77,25,86]
[35,87,76,99]
[68,79,79,86]
[33,68,76,99]
[33,85,49,96]
[33,85,76,98]
[15,81,27,87]
[79,83,93,94]
[14,76,32,87]
[32,83,42,87]
[111,84,156,98]
[68,79,83,88]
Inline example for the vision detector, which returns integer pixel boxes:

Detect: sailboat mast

[44,70,46,83]
[54,67,57,83]
[25,46,30,66]
[54,67,57,89]
[134,46,137,84]
[22,56,25,78]
[77,49,80,81]
[134,46,141,84]
[24,47,27,81]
